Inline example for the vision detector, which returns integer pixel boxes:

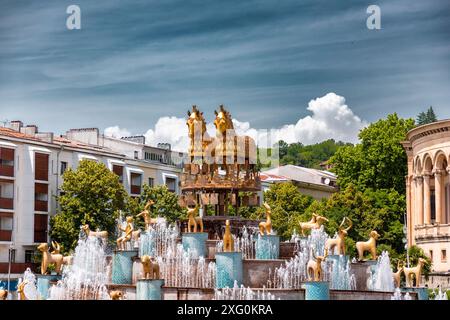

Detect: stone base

[36,274,61,300]
[215,252,243,288]
[182,233,208,258]
[256,235,280,260]
[136,279,165,300]
[402,287,429,300]
[304,281,330,300]
[112,250,138,285]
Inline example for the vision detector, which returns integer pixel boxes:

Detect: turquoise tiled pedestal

[402,287,429,300]
[112,250,138,285]
[136,279,165,300]
[36,274,61,300]
[215,252,243,288]
[304,281,330,300]
[182,233,208,258]
[256,235,280,260]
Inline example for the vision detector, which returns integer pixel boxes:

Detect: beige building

[402,120,450,272]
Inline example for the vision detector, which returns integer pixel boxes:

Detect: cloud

[103,93,366,152]
[104,126,131,139]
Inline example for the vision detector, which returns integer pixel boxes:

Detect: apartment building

[0,121,184,278]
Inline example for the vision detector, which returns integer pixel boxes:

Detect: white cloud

[104,126,131,139]
[103,93,366,152]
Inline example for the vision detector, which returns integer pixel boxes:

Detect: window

[0,180,14,210]
[134,151,139,160]
[165,177,177,193]
[34,214,48,243]
[130,173,142,194]
[431,190,436,222]
[0,213,13,241]
[112,165,124,183]
[0,147,14,177]
[35,153,49,181]
[25,250,35,263]
[35,183,48,212]
[148,177,154,188]
[60,161,68,175]
[442,250,447,263]
[429,250,433,262]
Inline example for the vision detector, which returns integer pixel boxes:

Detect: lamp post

[403,212,410,268]
[7,243,14,294]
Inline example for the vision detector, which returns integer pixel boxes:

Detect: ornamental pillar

[423,172,431,225]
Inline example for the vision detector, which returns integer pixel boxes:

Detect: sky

[0,0,449,151]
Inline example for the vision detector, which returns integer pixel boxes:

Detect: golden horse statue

[299,213,329,236]
[141,255,160,279]
[223,219,234,252]
[307,248,329,281]
[356,230,380,261]
[117,216,134,250]
[325,217,352,255]
[403,258,427,287]
[186,203,203,233]
[37,243,64,275]
[259,202,272,235]
[186,105,213,158]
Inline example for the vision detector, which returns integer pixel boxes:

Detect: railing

[415,224,450,239]
[0,197,13,210]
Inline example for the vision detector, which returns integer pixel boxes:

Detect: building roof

[0,127,42,142]
[262,164,337,188]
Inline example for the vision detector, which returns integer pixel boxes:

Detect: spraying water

[367,251,395,292]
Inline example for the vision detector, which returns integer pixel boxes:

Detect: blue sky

[0,0,449,149]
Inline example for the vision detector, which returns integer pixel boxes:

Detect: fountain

[367,251,395,292]
[214,281,277,300]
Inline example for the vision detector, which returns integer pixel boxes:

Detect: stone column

[434,170,443,224]
[416,175,424,226]
[423,172,431,225]
[405,175,413,246]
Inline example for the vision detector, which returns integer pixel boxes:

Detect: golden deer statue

[325,217,352,255]
[223,220,234,252]
[258,202,272,236]
[0,289,7,300]
[51,241,73,266]
[137,200,158,230]
[117,216,134,250]
[81,224,108,241]
[356,230,380,261]
[307,248,329,281]
[187,203,203,233]
[393,260,404,288]
[17,281,28,300]
[110,290,124,300]
[141,255,160,279]
[37,243,64,275]
[299,213,329,236]
[403,258,427,287]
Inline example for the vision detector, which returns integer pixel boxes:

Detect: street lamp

[7,243,15,295]
[403,212,410,268]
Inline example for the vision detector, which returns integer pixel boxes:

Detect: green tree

[416,106,438,126]
[330,113,415,194]
[49,160,128,254]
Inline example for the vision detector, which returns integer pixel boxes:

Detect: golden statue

[136,200,158,230]
[307,248,329,281]
[403,258,427,287]
[223,220,234,252]
[356,230,380,261]
[17,281,28,300]
[325,217,352,255]
[141,255,160,279]
[117,216,134,250]
[51,241,73,266]
[187,203,203,233]
[393,261,404,288]
[0,289,7,300]
[299,213,329,236]
[81,224,108,241]
[186,105,212,158]
[109,290,124,300]
[258,202,272,235]
[37,243,64,275]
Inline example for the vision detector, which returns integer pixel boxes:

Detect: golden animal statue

[258,202,272,235]
[187,203,203,233]
[393,260,404,288]
[117,216,134,250]
[109,290,124,300]
[223,220,234,252]
[325,217,352,255]
[299,213,329,236]
[17,281,28,300]
[141,255,160,279]
[355,230,380,261]
[81,224,108,241]
[186,105,213,158]
[403,258,427,287]
[50,241,73,266]
[136,200,158,230]
[0,289,7,300]
[307,248,329,281]
[37,243,64,275]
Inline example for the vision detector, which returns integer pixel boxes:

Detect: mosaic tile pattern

[256,235,280,260]
[112,250,138,285]
[304,281,330,300]
[182,232,208,258]
[215,252,243,288]
[136,279,165,300]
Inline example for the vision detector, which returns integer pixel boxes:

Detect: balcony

[34,200,48,212]
[415,224,450,242]
[0,198,13,210]
[0,230,12,241]
[0,165,14,177]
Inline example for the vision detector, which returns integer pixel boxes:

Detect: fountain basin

[304,281,330,300]
[182,233,208,258]
[215,252,243,288]
[136,279,165,300]
[402,287,429,300]
[36,275,61,300]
